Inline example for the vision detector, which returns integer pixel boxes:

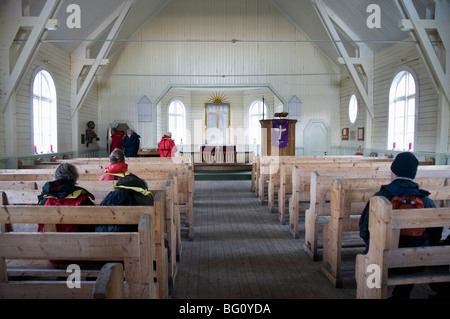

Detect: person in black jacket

[38,162,95,232]
[359,152,442,299]
[122,129,141,157]
[95,174,153,232]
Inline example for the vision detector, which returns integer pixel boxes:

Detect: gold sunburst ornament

[207,91,230,103]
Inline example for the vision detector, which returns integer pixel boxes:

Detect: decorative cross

[274,124,286,141]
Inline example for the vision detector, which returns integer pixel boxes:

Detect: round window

[349,94,358,124]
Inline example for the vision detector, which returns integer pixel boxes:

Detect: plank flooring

[171,180,355,299]
[172,180,443,300]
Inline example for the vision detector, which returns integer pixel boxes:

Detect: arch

[31,69,57,154]
[248,99,268,145]
[167,99,186,145]
[387,68,418,151]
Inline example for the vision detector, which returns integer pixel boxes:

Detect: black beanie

[390,152,419,179]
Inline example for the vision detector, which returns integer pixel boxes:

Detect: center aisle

[171,180,355,299]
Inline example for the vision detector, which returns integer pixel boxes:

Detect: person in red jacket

[158,132,178,157]
[38,162,95,233]
[110,127,124,154]
[100,148,132,180]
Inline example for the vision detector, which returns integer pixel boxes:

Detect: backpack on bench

[391,195,426,237]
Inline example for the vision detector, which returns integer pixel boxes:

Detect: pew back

[355,196,450,299]
[0,212,156,299]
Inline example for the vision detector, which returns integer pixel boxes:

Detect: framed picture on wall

[341,128,349,140]
[358,127,364,141]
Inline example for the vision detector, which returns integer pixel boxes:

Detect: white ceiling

[19,0,438,65]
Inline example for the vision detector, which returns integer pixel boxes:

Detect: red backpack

[38,195,91,232]
[391,195,426,237]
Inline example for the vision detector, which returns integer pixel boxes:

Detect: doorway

[304,120,329,156]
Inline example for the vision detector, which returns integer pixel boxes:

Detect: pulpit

[260,119,297,156]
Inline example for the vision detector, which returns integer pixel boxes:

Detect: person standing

[122,129,141,157]
[158,132,177,157]
[109,127,124,154]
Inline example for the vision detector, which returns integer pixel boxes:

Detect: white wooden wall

[97,0,340,150]
[340,39,449,161]
[1,0,448,167]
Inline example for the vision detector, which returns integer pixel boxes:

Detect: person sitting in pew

[358,152,442,299]
[99,148,133,180]
[38,162,95,232]
[95,174,154,232]
[96,174,171,281]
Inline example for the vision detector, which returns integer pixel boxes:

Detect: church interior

[0,0,449,303]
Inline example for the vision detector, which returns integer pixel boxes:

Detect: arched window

[168,99,186,145]
[249,99,268,145]
[388,70,416,151]
[32,70,57,154]
[348,94,358,125]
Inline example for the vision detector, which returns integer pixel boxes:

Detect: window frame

[387,68,418,152]
[348,93,358,125]
[31,68,58,154]
[248,99,268,145]
[167,98,186,145]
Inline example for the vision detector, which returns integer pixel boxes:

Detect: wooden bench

[294,170,392,240]
[288,165,450,242]
[0,209,158,299]
[0,262,124,299]
[0,178,180,287]
[18,156,193,168]
[0,166,195,241]
[0,192,168,298]
[259,156,393,210]
[277,158,393,219]
[320,180,450,288]
[0,183,178,294]
[355,196,450,299]
[301,172,449,259]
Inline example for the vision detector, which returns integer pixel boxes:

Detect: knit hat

[390,152,419,179]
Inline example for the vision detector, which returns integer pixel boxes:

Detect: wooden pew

[355,196,450,299]
[296,170,392,242]
[0,210,157,299]
[0,181,38,190]
[0,181,179,292]
[301,171,449,259]
[0,262,124,299]
[0,166,195,241]
[277,158,393,219]
[257,156,393,210]
[320,180,450,288]
[0,192,168,298]
[289,165,450,242]
[18,156,193,168]
[93,262,125,299]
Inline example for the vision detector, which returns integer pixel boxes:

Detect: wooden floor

[171,180,355,299]
[171,180,442,300]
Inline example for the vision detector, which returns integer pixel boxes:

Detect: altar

[200,145,237,163]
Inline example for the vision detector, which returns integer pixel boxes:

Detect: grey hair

[54,162,79,183]
[110,148,125,164]
[127,129,134,134]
